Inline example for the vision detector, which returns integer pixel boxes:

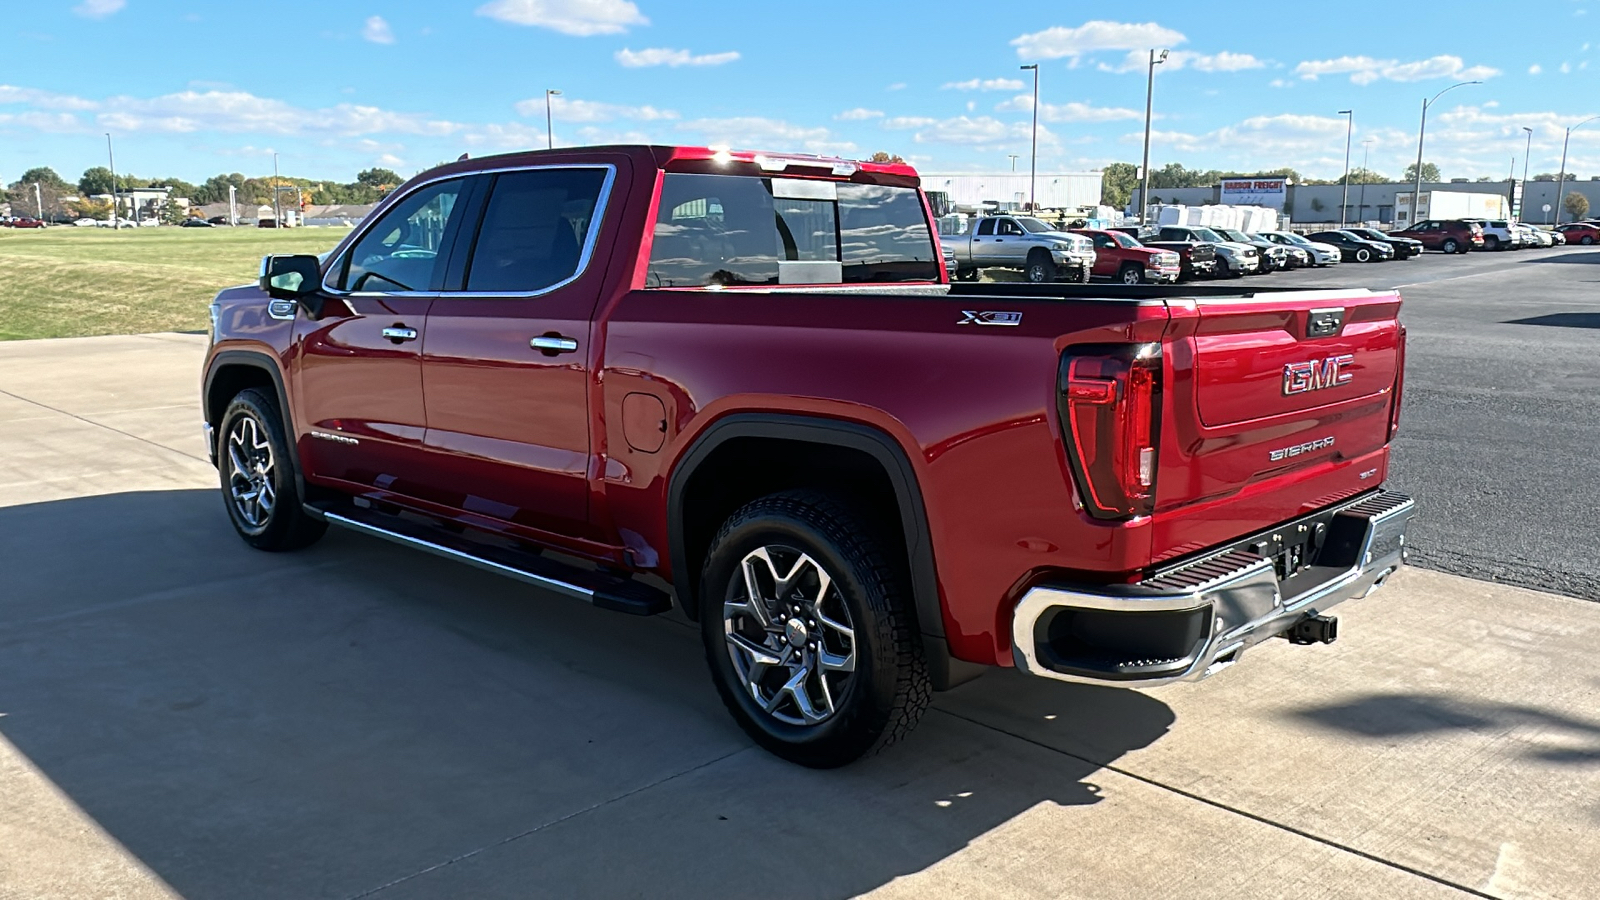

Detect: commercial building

[1130,178,1600,226]
[918,171,1103,212]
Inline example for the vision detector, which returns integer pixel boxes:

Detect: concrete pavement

[1,334,1596,900]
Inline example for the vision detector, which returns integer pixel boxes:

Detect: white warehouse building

[916,171,1103,212]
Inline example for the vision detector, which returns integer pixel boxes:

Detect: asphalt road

[1239,245,1600,602]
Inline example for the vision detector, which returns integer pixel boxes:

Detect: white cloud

[1294,54,1500,84]
[1012,20,1186,60]
[90,90,461,136]
[614,47,740,67]
[362,15,395,44]
[881,114,1060,153]
[994,95,1143,122]
[376,153,405,167]
[835,108,884,121]
[1530,64,1543,74]
[513,95,677,122]
[942,77,1025,91]
[72,0,124,19]
[0,85,98,110]
[0,111,85,133]
[1561,62,1572,73]
[678,116,833,150]
[1098,49,1265,73]
[475,0,646,36]
[886,82,907,91]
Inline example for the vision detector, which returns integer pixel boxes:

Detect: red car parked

[1555,222,1600,245]
[204,145,1413,766]
[1070,228,1182,284]
[8,217,46,229]
[1388,219,1483,254]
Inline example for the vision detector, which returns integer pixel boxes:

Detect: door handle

[531,335,580,354]
[381,326,418,343]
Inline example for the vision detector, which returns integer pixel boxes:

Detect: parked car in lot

[1214,228,1297,271]
[945,215,1096,283]
[1555,222,1600,245]
[1463,219,1523,251]
[72,218,99,227]
[181,218,215,228]
[1344,227,1423,259]
[1256,231,1342,267]
[1514,223,1554,248]
[1308,230,1395,263]
[205,144,1414,767]
[207,216,233,226]
[1070,228,1181,284]
[1550,229,1567,246]
[1387,219,1483,254]
[1154,225,1260,277]
[8,216,46,229]
[1117,227,1218,281]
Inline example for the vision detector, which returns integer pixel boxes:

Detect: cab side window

[339,179,465,292]
[463,168,609,293]
[1092,234,1113,249]
[976,218,996,236]
[997,219,1024,236]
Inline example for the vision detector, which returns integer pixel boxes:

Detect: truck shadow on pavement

[1292,693,1600,766]
[0,489,1175,900]
[1502,312,1600,329]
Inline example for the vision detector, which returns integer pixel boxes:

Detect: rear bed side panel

[600,292,1169,666]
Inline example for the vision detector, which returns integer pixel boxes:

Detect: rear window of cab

[645,172,939,287]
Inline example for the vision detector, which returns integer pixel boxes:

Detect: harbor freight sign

[1219,177,1288,210]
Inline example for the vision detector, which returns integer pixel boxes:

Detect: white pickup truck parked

[942,215,1096,283]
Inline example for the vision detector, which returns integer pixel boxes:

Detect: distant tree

[18,166,71,191]
[1402,162,1442,183]
[1099,162,1138,207]
[1475,176,1495,182]
[1565,191,1590,220]
[868,151,906,164]
[194,173,247,205]
[65,197,113,220]
[153,177,199,199]
[79,166,116,196]
[1531,173,1558,182]
[356,167,401,189]
[1340,167,1386,185]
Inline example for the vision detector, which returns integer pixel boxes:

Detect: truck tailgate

[1149,288,1404,562]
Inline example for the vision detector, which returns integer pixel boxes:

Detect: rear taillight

[1388,325,1406,441]
[1058,343,1163,520]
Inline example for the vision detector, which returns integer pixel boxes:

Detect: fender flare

[666,413,943,641]
[203,349,308,506]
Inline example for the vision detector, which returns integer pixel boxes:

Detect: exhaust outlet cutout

[1284,613,1339,646]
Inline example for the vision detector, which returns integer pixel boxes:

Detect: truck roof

[410,144,922,189]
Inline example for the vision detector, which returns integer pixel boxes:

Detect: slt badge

[958,310,1023,327]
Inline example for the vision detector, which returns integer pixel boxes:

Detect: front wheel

[1025,257,1055,283]
[1119,263,1144,285]
[1354,247,1372,263]
[699,491,930,768]
[1442,238,1460,254]
[217,388,327,551]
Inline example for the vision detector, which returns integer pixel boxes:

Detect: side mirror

[259,254,323,300]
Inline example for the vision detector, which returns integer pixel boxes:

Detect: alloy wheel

[723,545,857,726]
[226,415,276,530]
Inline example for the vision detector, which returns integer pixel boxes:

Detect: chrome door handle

[531,335,579,354]
[381,326,418,343]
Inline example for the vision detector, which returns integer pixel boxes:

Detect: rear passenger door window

[464,167,610,293]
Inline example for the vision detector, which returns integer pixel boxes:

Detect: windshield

[1218,229,1253,242]
[1110,231,1140,248]
[1193,228,1227,243]
[1015,217,1057,234]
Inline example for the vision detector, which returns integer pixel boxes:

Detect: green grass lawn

[0,226,349,341]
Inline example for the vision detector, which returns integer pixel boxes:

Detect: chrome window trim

[320,163,619,300]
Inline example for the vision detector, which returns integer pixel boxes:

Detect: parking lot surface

[2,249,1598,899]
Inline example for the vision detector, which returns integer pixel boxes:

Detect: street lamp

[1409,80,1480,226]
[1018,64,1038,210]
[1519,126,1533,222]
[1139,48,1169,226]
[1358,138,1374,224]
[273,151,282,228]
[1338,109,1353,228]
[105,133,118,230]
[1554,114,1600,224]
[545,88,561,150]
[1007,154,1019,172]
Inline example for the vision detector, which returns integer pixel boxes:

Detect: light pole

[545,88,561,150]
[1410,80,1480,226]
[105,133,118,229]
[1140,49,1169,226]
[1518,126,1533,222]
[1338,109,1353,227]
[1018,64,1038,210]
[33,182,43,220]
[1007,154,1019,172]
[1554,114,1600,224]
[1358,138,1373,224]
[272,151,282,228]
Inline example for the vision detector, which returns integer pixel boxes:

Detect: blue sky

[3,0,1597,185]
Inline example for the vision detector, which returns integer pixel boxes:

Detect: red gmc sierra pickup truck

[203,145,1413,767]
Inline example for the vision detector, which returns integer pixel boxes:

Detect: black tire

[217,388,327,551]
[699,490,930,768]
[1119,262,1144,285]
[1442,238,1460,254]
[1484,235,1501,251]
[1582,235,1595,246]
[1024,252,1055,283]
[1354,247,1372,263]
[954,267,979,282]
[1215,258,1232,278]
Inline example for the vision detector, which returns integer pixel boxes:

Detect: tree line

[2,165,404,220]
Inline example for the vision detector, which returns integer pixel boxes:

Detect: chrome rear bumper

[1012,492,1414,687]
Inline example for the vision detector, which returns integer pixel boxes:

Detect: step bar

[317,504,672,616]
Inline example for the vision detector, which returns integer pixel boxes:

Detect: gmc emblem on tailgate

[1283,354,1354,395]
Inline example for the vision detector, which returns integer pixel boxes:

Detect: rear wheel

[1118,263,1144,285]
[699,491,930,768]
[1354,247,1372,263]
[954,266,979,282]
[1582,235,1595,246]
[1484,235,1501,251]
[217,388,326,551]
[1442,238,1460,254]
